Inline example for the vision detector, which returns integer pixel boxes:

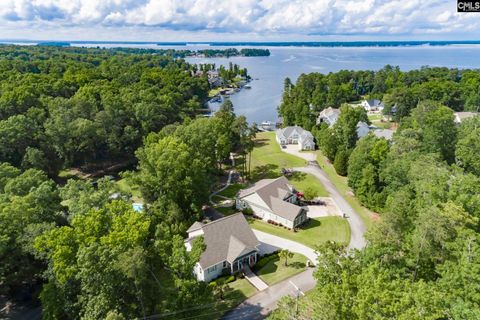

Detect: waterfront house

[276,126,315,150]
[361,99,385,112]
[317,107,341,127]
[236,176,308,229]
[185,213,260,282]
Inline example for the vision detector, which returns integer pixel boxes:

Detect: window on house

[223,261,227,268]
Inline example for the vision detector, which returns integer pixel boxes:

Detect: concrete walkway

[253,230,318,265]
[244,266,269,291]
[222,268,315,320]
[209,169,234,206]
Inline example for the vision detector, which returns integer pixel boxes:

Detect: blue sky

[0,0,477,41]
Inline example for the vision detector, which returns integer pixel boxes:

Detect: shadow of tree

[251,164,280,181]
[289,261,306,269]
[254,138,269,148]
[288,171,307,182]
[299,218,321,231]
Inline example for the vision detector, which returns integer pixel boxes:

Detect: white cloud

[0,0,478,39]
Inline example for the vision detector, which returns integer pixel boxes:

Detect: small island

[155,46,270,58]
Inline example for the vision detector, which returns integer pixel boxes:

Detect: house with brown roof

[236,176,308,229]
[185,213,260,282]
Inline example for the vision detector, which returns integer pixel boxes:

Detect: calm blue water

[75,43,480,124]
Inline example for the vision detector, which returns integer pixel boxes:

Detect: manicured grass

[372,120,394,129]
[314,151,375,229]
[208,87,223,98]
[248,217,350,248]
[226,278,257,299]
[116,178,143,203]
[255,253,307,285]
[248,132,306,181]
[288,172,328,197]
[367,114,382,121]
[207,278,257,320]
[217,183,246,198]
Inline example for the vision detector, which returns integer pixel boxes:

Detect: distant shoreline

[2,40,480,48]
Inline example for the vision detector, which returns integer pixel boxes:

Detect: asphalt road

[222,268,315,320]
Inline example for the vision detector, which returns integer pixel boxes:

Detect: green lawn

[288,172,328,197]
[372,120,394,129]
[217,183,246,198]
[314,151,375,228]
[248,132,306,181]
[367,114,382,121]
[255,253,307,285]
[248,217,350,248]
[116,178,143,203]
[208,278,257,320]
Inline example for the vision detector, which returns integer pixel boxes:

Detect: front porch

[229,251,258,274]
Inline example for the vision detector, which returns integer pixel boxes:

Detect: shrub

[303,186,319,200]
[225,275,235,284]
[242,207,253,215]
[255,253,280,269]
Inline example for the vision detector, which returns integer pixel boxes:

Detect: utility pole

[295,289,299,318]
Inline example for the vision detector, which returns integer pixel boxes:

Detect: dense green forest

[0,45,255,319]
[279,65,480,130]
[271,69,480,319]
[0,45,211,176]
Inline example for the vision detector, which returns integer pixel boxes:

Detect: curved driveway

[293,164,366,250]
[223,148,367,319]
[280,144,367,250]
[253,230,318,265]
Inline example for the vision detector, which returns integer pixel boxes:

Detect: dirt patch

[371,212,381,222]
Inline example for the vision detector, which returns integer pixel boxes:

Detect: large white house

[361,99,385,112]
[276,126,315,150]
[236,176,308,229]
[317,107,341,127]
[185,213,260,282]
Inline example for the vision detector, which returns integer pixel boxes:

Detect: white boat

[259,121,275,131]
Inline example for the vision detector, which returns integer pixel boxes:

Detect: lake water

[76,43,480,124]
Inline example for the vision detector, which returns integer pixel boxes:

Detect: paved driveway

[254,230,318,265]
[293,164,367,250]
[281,145,316,162]
[306,197,341,218]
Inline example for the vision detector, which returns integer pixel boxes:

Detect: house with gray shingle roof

[317,107,341,127]
[361,99,385,112]
[185,213,260,282]
[276,126,315,150]
[236,176,308,229]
